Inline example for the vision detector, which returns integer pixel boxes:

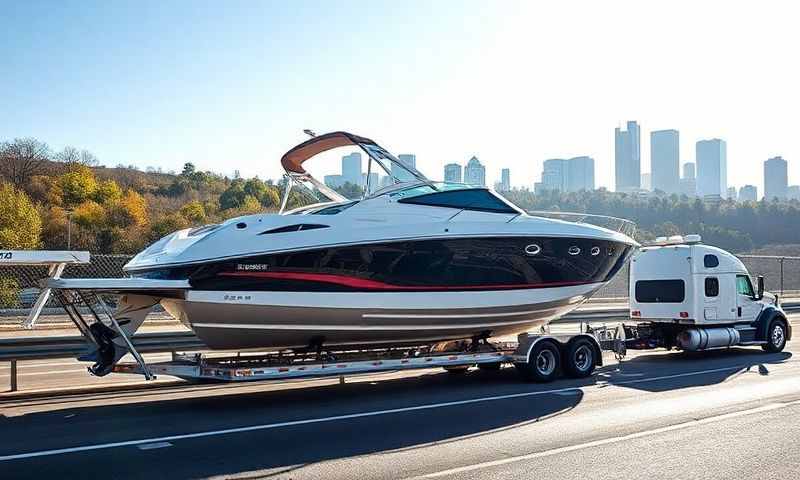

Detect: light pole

[66,210,73,250]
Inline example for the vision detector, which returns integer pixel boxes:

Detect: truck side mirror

[757,276,764,300]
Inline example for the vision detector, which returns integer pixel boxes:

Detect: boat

[48,131,638,374]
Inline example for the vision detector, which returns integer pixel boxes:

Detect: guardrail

[2,303,798,393]
[0,331,204,362]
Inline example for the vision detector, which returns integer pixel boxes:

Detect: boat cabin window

[704,254,719,268]
[397,189,518,214]
[635,279,685,303]
[736,275,754,297]
[705,277,719,297]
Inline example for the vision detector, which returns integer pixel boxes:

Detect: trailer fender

[753,307,791,342]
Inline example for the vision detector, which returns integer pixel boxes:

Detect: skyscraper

[764,156,788,200]
[499,168,511,191]
[362,172,379,192]
[727,186,738,201]
[615,121,641,192]
[341,152,362,186]
[640,173,652,191]
[567,156,595,191]
[541,159,567,191]
[696,139,727,198]
[538,157,595,193]
[650,129,680,193]
[394,154,416,182]
[323,174,344,188]
[739,185,757,202]
[464,156,486,186]
[444,163,462,183]
[788,185,800,201]
[683,162,696,180]
[444,163,461,183]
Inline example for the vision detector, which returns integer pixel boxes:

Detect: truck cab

[626,235,790,352]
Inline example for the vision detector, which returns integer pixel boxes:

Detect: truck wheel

[564,338,596,378]
[516,342,560,382]
[762,319,787,353]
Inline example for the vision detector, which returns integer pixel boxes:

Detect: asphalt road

[0,316,798,480]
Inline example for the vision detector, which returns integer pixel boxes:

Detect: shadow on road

[1,346,794,478]
[1,367,583,478]
[596,349,793,392]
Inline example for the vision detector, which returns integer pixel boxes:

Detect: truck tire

[563,338,596,378]
[516,341,560,382]
[762,319,788,353]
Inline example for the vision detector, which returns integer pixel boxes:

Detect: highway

[0,315,797,479]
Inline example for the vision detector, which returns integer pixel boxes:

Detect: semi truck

[624,234,790,353]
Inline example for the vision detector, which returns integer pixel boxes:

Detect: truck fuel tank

[677,327,741,351]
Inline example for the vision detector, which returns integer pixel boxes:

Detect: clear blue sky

[2,1,799,192]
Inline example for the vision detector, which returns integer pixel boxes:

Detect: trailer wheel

[516,341,560,382]
[563,339,596,378]
[762,319,787,353]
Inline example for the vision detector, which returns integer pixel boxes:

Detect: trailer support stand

[96,296,156,381]
[23,262,67,330]
[9,360,18,392]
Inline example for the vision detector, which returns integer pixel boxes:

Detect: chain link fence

[0,255,131,311]
[1,253,799,311]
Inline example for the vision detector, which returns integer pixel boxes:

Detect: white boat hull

[160,283,603,350]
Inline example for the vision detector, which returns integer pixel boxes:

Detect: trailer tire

[516,341,560,382]
[563,338,596,378]
[762,319,788,353]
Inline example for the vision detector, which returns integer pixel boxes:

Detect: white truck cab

[626,235,790,352]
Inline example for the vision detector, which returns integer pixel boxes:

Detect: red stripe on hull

[218,271,591,291]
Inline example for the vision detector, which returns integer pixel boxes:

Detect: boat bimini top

[278,131,433,213]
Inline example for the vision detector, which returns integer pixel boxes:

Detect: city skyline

[4,2,800,196]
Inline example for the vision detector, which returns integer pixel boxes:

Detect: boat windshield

[387,182,523,214]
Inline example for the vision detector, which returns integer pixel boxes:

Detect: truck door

[735,274,762,322]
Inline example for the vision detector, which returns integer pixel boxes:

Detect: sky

[2,0,799,194]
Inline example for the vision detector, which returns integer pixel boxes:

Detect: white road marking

[552,390,581,396]
[136,442,172,451]
[0,363,781,462]
[410,399,800,478]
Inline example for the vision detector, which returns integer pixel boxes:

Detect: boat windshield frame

[279,132,434,214]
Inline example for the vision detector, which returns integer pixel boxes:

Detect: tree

[180,201,206,223]
[334,182,363,200]
[58,165,98,206]
[0,138,51,187]
[94,179,122,204]
[219,180,246,210]
[108,190,148,227]
[56,146,99,167]
[72,200,106,228]
[0,182,42,249]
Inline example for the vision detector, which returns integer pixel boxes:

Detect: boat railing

[526,211,637,238]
